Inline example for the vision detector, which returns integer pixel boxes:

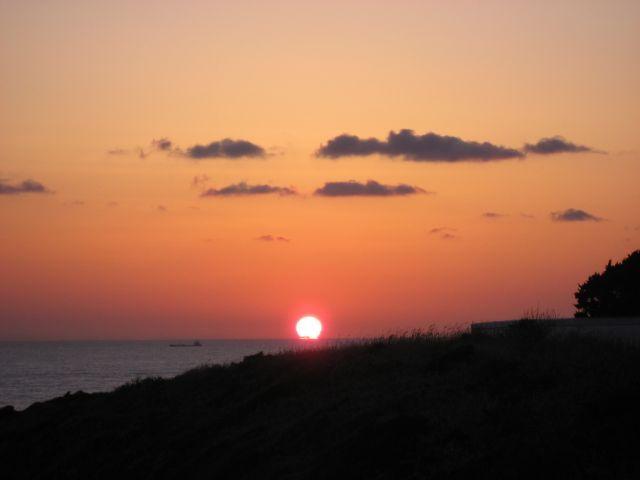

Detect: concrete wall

[471,317,640,341]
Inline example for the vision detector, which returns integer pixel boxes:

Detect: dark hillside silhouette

[574,250,640,318]
[3,332,640,479]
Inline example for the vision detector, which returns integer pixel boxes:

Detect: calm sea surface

[0,339,343,410]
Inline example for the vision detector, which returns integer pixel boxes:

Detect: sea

[0,339,344,410]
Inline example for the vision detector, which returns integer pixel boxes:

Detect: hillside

[2,325,640,479]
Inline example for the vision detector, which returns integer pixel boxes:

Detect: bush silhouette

[574,250,640,318]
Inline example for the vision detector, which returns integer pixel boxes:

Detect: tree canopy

[574,250,640,318]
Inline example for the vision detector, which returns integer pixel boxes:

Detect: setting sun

[296,316,322,340]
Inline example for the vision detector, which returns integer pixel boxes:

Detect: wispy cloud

[429,227,457,234]
[109,137,266,160]
[524,136,600,155]
[316,130,523,161]
[429,227,458,239]
[106,148,128,156]
[314,180,427,197]
[482,212,506,219]
[256,235,291,242]
[0,179,51,195]
[191,174,210,188]
[201,182,297,197]
[108,137,177,159]
[551,208,603,222]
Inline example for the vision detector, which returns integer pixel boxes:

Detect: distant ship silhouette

[169,340,202,347]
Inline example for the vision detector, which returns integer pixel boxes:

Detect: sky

[1,0,639,340]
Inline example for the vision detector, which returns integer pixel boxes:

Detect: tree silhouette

[574,250,640,318]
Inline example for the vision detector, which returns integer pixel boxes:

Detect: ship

[169,340,202,347]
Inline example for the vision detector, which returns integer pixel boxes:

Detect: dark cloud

[314,180,426,197]
[151,137,173,151]
[317,130,523,161]
[317,134,385,158]
[0,179,50,195]
[156,205,168,213]
[201,182,297,197]
[482,212,506,219]
[551,208,603,222]
[140,138,177,159]
[524,136,597,155]
[440,233,457,240]
[257,235,290,242]
[186,139,265,159]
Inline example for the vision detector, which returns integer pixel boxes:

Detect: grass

[2,327,640,479]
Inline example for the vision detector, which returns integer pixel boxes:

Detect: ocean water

[0,339,339,410]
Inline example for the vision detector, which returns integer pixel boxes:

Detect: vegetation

[520,307,558,321]
[3,330,640,479]
[574,250,640,318]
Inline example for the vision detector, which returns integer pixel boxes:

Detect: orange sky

[1,0,639,340]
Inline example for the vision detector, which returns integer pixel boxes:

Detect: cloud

[0,179,51,195]
[482,212,506,219]
[151,137,173,151]
[316,130,523,161]
[156,205,168,213]
[524,136,598,155]
[314,180,426,197]
[107,201,119,207]
[191,174,210,188]
[110,136,267,160]
[429,227,457,234]
[138,137,177,159]
[520,213,536,219]
[107,148,128,155]
[186,139,265,159]
[256,235,290,242]
[200,182,297,197]
[550,208,603,222]
[428,227,458,239]
[317,135,385,158]
[108,137,176,159]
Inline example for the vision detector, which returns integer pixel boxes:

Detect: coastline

[3,328,640,478]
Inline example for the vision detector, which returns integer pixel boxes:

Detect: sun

[296,316,322,340]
